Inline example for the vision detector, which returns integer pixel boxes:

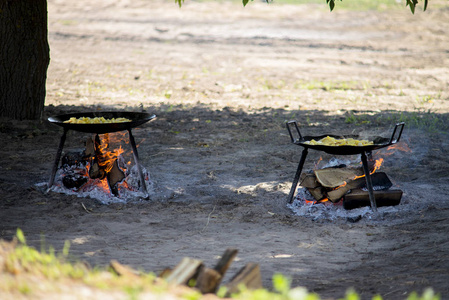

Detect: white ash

[40,165,154,204]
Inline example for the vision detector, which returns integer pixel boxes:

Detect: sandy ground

[1,1,449,299]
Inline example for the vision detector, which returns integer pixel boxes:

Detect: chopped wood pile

[109,248,262,297]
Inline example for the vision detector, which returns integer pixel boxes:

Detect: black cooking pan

[286,121,404,155]
[48,111,156,134]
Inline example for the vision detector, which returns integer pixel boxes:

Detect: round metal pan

[48,111,156,134]
[296,135,391,155]
[286,121,404,155]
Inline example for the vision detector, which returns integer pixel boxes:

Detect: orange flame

[327,158,385,192]
[89,132,131,192]
[314,157,323,170]
[372,158,384,173]
[386,141,412,154]
[352,158,384,180]
[335,181,348,189]
[96,144,124,173]
[97,178,111,193]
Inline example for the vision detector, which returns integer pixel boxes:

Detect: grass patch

[344,109,449,134]
[296,80,364,91]
[381,110,449,133]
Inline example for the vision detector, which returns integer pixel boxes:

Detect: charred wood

[107,159,125,196]
[61,150,87,169]
[88,159,106,180]
[343,189,403,210]
[62,174,88,189]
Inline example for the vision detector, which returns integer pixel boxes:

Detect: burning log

[307,187,327,201]
[85,135,126,196]
[299,173,327,201]
[107,159,125,195]
[343,189,403,210]
[326,172,393,202]
[314,167,364,188]
[88,135,107,180]
[299,173,320,189]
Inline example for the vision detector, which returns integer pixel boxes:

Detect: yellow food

[305,136,373,146]
[63,116,131,124]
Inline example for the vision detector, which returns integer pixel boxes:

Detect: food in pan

[305,136,373,146]
[63,116,132,124]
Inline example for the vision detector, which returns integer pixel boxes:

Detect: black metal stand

[127,129,149,198]
[47,128,149,199]
[47,128,68,192]
[287,148,308,204]
[361,151,378,212]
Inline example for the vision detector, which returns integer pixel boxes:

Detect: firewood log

[195,267,222,294]
[343,189,402,210]
[224,263,262,296]
[109,260,140,279]
[165,257,203,286]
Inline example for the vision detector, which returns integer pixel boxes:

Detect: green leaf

[341,288,360,300]
[327,0,335,12]
[62,240,71,257]
[406,0,416,14]
[243,0,249,6]
[175,0,183,8]
[16,228,27,245]
[272,273,291,294]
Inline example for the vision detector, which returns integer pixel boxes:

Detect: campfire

[59,133,142,197]
[46,111,156,202]
[286,121,405,215]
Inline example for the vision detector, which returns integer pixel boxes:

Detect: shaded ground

[1,1,449,299]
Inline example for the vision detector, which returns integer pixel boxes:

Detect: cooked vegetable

[305,136,373,146]
[63,116,131,124]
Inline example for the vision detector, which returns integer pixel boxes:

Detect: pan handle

[286,120,303,143]
[389,122,405,144]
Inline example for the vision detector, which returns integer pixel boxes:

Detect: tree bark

[0,0,50,120]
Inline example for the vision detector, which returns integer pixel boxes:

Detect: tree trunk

[0,0,50,120]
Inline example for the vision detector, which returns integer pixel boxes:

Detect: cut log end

[224,263,262,297]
